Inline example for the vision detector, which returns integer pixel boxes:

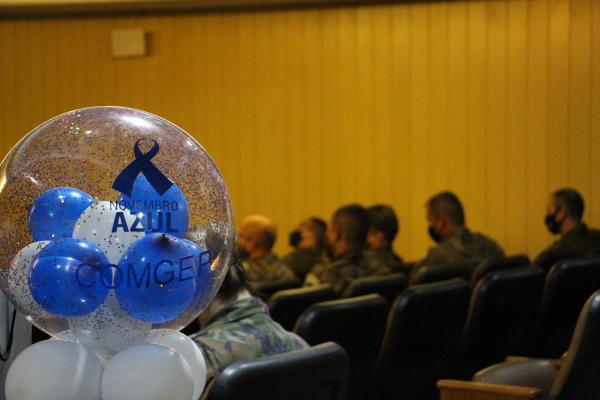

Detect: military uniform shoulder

[243,254,295,281]
[192,296,308,378]
[466,230,504,257]
[363,249,402,275]
[470,231,501,245]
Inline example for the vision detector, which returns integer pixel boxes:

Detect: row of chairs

[253,254,532,301]
[262,256,600,400]
[201,288,600,400]
[265,256,600,357]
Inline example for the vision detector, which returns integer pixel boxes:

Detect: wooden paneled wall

[1,0,598,260]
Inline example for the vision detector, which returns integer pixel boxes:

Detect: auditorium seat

[341,272,407,305]
[294,294,388,400]
[251,276,302,301]
[451,267,545,380]
[268,284,336,331]
[201,342,349,400]
[438,289,600,400]
[409,262,472,285]
[470,254,530,287]
[367,278,470,400]
[527,256,600,358]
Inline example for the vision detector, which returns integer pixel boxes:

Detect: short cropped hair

[259,229,277,252]
[367,205,399,243]
[553,188,584,221]
[427,191,465,226]
[218,255,255,302]
[332,204,370,251]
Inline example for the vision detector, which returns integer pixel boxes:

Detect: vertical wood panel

[526,0,550,256]
[591,0,600,225]
[466,0,487,231]
[0,0,598,260]
[568,0,591,201]
[506,0,529,253]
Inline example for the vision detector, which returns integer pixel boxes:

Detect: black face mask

[545,209,562,235]
[428,225,443,243]
[289,230,302,247]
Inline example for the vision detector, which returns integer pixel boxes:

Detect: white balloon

[147,329,207,400]
[69,291,151,358]
[7,241,51,319]
[102,343,194,400]
[73,200,144,265]
[5,339,102,400]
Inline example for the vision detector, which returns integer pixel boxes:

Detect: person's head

[289,217,327,251]
[545,188,584,235]
[366,205,399,251]
[197,257,253,327]
[426,191,465,243]
[237,215,277,261]
[326,204,369,258]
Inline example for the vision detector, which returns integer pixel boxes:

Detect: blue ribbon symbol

[112,139,173,197]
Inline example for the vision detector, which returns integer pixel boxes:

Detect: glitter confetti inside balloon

[0,106,234,355]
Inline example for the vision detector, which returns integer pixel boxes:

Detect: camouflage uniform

[191,296,308,379]
[413,228,504,273]
[242,254,296,282]
[305,251,369,295]
[282,248,323,279]
[363,248,407,275]
[534,223,600,271]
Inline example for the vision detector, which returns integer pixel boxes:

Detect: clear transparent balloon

[0,106,234,356]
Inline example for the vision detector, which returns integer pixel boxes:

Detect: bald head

[237,215,278,260]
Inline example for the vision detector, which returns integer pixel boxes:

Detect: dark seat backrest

[341,272,407,305]
[454,266,545,379]
[202,342,349,400]
[368,278,470,400]
[252,277,302,301]
[529,256,600,358]
[294,294,388,400]
[552,290,600,400]
[268,285,336,331]
[470,254,530,287]
[409,262,472,285]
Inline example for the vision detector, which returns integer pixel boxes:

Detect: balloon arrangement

[0,107,234,400]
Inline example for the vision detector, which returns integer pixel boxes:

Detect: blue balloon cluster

[28,187,95,241]
[117,176,189,238]
[25,183,210,323]
[26,188,113,317]
[29,238,111,317]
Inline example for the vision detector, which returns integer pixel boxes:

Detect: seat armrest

[437,379,542,400]
[505,355,563,369]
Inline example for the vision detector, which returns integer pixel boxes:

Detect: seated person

[413,191,504,273]
[190,259,308,380]
[237,214,295,282]
[535,188,600,271]
[282,217,327,280]
[304,204,370,295]
[363,204,407,275]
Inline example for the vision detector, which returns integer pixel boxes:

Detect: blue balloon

[28,187,95,241]
[115,233,195,323]
[182,239,213,307]
[29,256,110,317]
[116,175,189,238]
[38,238,110,268]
